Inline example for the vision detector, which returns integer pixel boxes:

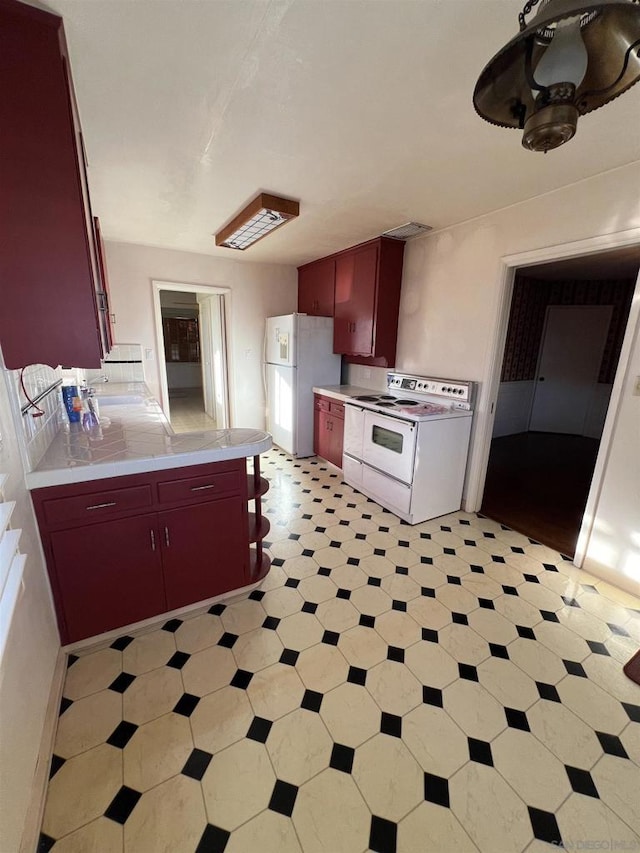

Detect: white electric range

[342,372,476,524]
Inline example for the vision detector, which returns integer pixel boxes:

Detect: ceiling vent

[382,222,432,241]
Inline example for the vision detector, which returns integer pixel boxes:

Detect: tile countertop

[312,385,382,402]
[25,383,272,490]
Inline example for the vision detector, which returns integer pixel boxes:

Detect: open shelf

[246,474,269,501]
[248,512,270,544]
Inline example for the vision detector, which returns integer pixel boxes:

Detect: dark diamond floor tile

[511,546,525,554]
[492,556,506,564]
[444,547,456,556]
[218,632,239,648]
[421,587,436,598]
[231,669,253,689]
[285,578,300,589]
[347,666,367,686]
[396,566,409,575]
[174,693,200,717]
[502,586,519,596]
[622,702,640,723]
[424,772,450,808]
[528,806,562,845]
[280,648,300,667]
[387,646,404,663]
[536,682,561,703]
[104,785,142,824]
[360,614,376,628]
[468,737,493,766]
[106,721,138,749]
[458,663,479,682]
[301,689,323,712]
[596,731,629,758]
[392,600,407,612]
[347,557,360,566]
[330,742,355,774]
[368,577,382,587]
[563,660,587,678]
[162,618,183,632]
[523,574,540,584]
[263,616,281,630]
[317,567,331,577]
[322,630,340,646]
[49,754,65,779]
[421,557,434,565]
[478,598,495,610]
[423,686,443,707]
[381,712,402,738]
[37,834,55,852]
[452,612,468,625]
[470,565,485,574]
[302,549,315,557]
[182,748,213,781]
[565,765,599,798]
[422,628,438,643]
[369,815,397,853]
[167,651,190,670]
[268,779,298,817]
[59,696,73,716]
[505,707,530,731]
[110,635,134,651]
[489,643,509,660]
[209,603,226,615]
[447,576,462,586]
[302,602,318,614]
[109,672,136,693]
[608,623,629,637]
[195,823,230,853]
[516,625,536,640]
[337,588,351,600]
[247,716,273,743]
[587,640,610,656]
[541,610,560,623]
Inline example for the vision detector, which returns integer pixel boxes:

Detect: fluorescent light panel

[215,193,300,250]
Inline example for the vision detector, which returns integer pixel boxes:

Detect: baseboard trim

[19,647,66,853]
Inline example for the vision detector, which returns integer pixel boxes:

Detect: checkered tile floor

[38,449,640,852]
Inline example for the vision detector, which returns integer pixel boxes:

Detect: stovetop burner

[396,399,418,405]
[379,395,396,400]
[354,395,380,402]
[377,401,395,407]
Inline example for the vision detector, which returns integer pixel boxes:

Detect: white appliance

[265,313,342,457]
[342,372,476,524]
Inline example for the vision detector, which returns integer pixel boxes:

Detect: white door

[266,315,296,367]
[266,363,296,455]
[198,294,229,428]
[529,305,613,434]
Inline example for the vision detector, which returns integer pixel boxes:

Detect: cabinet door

[333,245,378,355]
[0,3,104,369]
[51,513,165,643]
[160,498,248,611]
[298,258,335,316]
[329,408,345,468]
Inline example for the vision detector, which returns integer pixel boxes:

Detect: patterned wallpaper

[501,276,635,384]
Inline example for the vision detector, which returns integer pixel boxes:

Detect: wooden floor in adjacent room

[481,432,601,558]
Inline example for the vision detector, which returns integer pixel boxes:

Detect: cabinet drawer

[42,484,153,526]
[329,401,344,418]
[157,470,241,504]
[315,395,331,413]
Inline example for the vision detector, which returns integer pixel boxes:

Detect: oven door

[362,410,417,484]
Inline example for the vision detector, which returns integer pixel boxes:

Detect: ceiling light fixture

[215,193,300,250]
[473,0,640,152]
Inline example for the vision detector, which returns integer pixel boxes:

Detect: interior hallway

[481,432,601,558]
[169,389,216,433]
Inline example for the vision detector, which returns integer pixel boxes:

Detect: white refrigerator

[265,314,342,457]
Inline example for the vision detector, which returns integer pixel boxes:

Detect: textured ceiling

[48,0,640,267]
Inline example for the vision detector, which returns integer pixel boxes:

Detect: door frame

[466,227,640,567]
[152,280,231,426]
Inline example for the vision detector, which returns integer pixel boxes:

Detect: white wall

[166,362,202,390]
[493,381,536,438]
[104,242,297,429]
[0,358,60,852]
[395,160,640,593]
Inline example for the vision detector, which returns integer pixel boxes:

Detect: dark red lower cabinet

[160,499,248,611]
[51,513,166,644]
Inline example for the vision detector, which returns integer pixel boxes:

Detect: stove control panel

[387,373,474,405]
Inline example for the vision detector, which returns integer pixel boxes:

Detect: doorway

[481,252,638,557]
[153,281,230,433]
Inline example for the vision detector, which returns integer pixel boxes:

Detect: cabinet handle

[150,529,156,551]
[191,484,216,491]
[164,526,170,547]
[86,501,116,511]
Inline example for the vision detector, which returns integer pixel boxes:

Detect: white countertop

[313,385,382,402]
[26,383,272,490]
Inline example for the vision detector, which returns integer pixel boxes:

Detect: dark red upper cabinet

[333,237,404,366]
[298,257,336,316]
[0,0,106,369]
